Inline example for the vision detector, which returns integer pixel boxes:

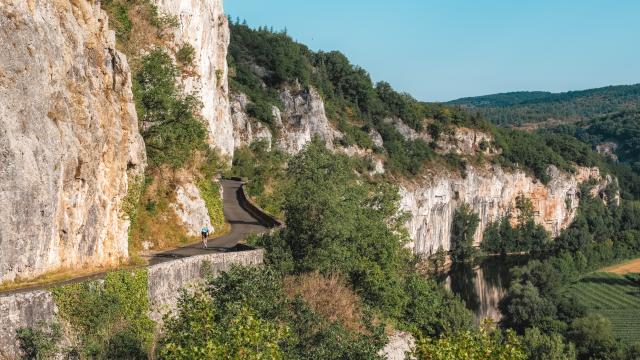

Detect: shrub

[175,43,195,65]
[52,270,154,358]
[16,322,62,360]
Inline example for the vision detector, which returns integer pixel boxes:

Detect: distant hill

[448,84,640,126]
[544,110,640,169]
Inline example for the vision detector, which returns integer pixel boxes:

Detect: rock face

[155,0,233,157]
[401,165,603,254]
[380,331,415,360]
[0,0,146,283]
[230,92,272,149]
[232,86,338,154]
[170,182,212,236]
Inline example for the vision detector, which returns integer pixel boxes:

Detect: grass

[568,272,640,343]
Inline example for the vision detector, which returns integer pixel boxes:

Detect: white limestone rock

[155,0,234,157]
[0,0,146,283]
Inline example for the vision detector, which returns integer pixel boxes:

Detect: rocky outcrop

[231,92,272,149]
[0,0,146,283]
[155,0,233,157]
[401,165,605,254]
[232,86,339,154]
[380,331,415,360]
[387,117,493,156]
[170,182,213,236]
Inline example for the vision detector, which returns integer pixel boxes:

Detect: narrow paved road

[148,179,269,263]
[2,179,272,295]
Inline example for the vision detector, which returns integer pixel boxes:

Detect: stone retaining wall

[0,250,263,359]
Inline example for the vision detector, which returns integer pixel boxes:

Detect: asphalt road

[2,179,271,295]
[148,179,269,263]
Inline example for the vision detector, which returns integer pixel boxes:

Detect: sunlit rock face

[400,164,605,254]
[0,0,146,283]
[155,0,233,157]
[232,86,339,154]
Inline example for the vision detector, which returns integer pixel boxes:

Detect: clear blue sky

[225,0,640,102]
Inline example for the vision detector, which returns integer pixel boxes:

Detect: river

[445,255,530,324]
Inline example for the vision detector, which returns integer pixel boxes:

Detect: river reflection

[445,255,530,324]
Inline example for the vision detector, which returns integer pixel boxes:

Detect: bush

[16,323,62,360]
[51,270,154,358]
[175,43,195,65]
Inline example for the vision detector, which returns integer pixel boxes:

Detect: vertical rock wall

[401,165,604,254]
[155,0,234,157]
[0,0,146,283]
[232,86,338,154]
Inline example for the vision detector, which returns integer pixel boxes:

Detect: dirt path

[602,258,640,274]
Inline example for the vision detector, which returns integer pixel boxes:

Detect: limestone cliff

[232,86,339,154]
[0,0,146,283]
[155,0,233,157]
[400,164,607,254]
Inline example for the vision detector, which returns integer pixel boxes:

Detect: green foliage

[134,49,207,168]
[522,327,576,360]
[482,217,550,255]
[449,84,640,126]
[450,204,480,262]
[52,269,154,359]
[376,122,434,175]
[568,272,640,344]
[493,128,574,183]
[109,3,133,41]
[251,140,472,336]
[412,321,527,360]
[159,290,286,359]
[336,120,374,149]
[160,265,386,359]
[175,43,195,65]
[16,322,62,360]
[567,314,620,360]
[231,140,288,215]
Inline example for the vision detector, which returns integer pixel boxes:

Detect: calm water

[445,255,530,324]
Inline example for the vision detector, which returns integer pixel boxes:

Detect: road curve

[1,179,273,294]
[149,179,270,263]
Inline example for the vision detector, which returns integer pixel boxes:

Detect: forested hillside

[449,84,640,126]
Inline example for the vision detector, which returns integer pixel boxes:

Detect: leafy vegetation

[450,204,480,262]
[449,84,640,126]
[231,140,288,215]
[568,272,640,344]
[159,290,287,359]
[133,49,207,168]
[482,196,550,255]
[412,321,526,360]
[16,322,63,360]
[175,43,195,66]
[498,186,640,359]
[45,270,154,359]
[160,265,386,359]
[249,139,474,336]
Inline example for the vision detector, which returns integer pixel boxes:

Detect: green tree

[522,327,576,360]
[567,315,619,360]
[134,49,207,168]
[159,290,286,359]
[412,321,526,360]
[450,203,480,262]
